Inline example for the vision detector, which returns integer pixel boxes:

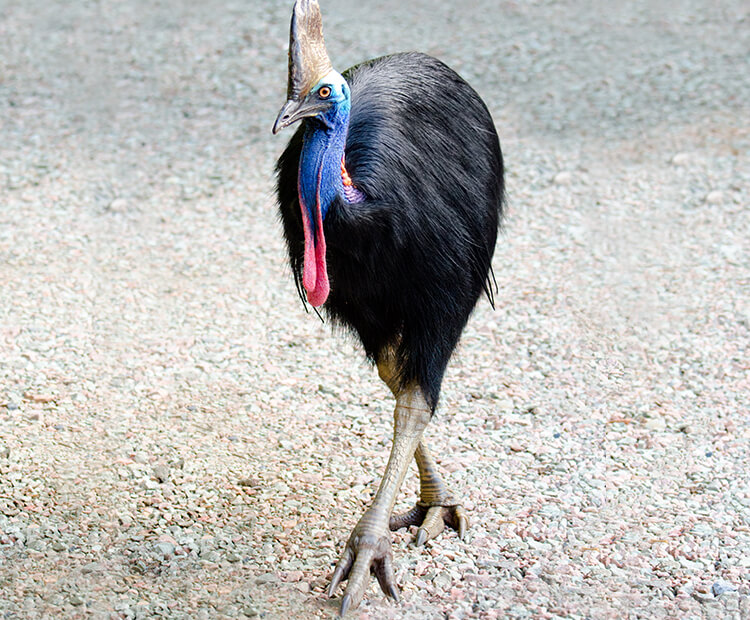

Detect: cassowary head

[273,0,349,134]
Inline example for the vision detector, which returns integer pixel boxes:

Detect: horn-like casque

[287,0,333,100]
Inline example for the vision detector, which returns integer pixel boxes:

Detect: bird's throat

[298,110,350,307]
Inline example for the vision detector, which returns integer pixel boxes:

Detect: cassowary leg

[328,385,430,616]
[389,440,469,545]
[375,352,468,546]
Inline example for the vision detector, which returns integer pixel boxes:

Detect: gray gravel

[1,0,749,618]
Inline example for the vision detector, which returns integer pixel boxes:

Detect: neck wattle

[297,107,350,307]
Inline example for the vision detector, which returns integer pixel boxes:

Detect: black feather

[276,52,504,410]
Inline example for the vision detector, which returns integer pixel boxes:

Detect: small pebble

[81,562,101,574]
[153,464,169,483]
[553,171,573,185]
[705,190,723,204]
[69,595,84,607]
[154,542,175,558]
[645,416,666,431]
[255,573,279,585]
[712,581,736,597]
[433,573,452,590]
[107,198,129,212]
[671,152,691,165]
[23,392,55,403]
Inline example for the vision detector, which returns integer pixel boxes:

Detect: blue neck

[298,98,350,226]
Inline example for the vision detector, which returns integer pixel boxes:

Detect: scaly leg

[327,385,430,616]
[389,440,469,545]
[376,351,469,546]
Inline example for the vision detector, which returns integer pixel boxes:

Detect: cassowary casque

[273,0,504,614]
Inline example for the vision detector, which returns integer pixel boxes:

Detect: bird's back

[344,53,503,225]
[277,52,504,408]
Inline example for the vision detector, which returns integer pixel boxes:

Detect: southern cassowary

[273,0,504,614]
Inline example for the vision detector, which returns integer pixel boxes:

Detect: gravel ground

[1,1,749,618]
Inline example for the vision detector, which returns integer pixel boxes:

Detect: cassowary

[273,0,504,614]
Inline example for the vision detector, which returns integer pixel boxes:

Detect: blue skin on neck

[298,78,351,237]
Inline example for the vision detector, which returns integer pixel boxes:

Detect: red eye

[318,86,332,99]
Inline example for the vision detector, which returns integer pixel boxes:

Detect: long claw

[373,549,398,600]
[415,527,428,547]
[339,593,352,617]
[455,507,469,540]
[388,583,400,603]
[328,547,354,597]
[328,568,344,598]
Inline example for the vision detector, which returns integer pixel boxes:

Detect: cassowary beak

[272,97,331,134]
[272,100,303,134]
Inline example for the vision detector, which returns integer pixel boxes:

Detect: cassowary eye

[318,86,332,99]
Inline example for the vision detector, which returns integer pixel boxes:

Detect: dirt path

[1,1,748,618]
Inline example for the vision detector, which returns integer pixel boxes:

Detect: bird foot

[328,510,399,616]
[389,500,469,545]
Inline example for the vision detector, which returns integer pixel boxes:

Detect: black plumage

[274,6,505,608]
[276,52,504,410]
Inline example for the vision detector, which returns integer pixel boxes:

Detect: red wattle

[307,202,330,307]
[298,184,330,308]
[300,203,317,293]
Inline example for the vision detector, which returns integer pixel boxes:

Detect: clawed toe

[331,501,469,615]
[390,502,469,545]
[328,527,399,616]
[388,503,427,530]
